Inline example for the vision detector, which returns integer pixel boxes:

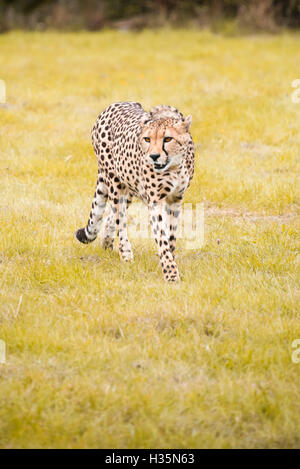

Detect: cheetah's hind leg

[100,203,115,250]
[100,190,134,251]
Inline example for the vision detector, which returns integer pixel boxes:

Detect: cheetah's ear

[141,114,152,125]
[183,115,192,131]
[174,114,192,132]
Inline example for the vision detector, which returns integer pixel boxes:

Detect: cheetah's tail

[75,228,95,244]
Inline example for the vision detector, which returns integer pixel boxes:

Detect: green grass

[0,29,299,449]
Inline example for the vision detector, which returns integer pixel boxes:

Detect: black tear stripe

[163,139,182,157]
[163,141,168,157]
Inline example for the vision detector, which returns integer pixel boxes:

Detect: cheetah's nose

[149,154,160,162]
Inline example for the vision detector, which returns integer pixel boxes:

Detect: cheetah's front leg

[166,201,182,259]
[149,202,180,282]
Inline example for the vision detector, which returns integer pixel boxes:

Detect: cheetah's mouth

[154,160,169,171]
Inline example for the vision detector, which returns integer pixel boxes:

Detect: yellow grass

[0,29,299,449]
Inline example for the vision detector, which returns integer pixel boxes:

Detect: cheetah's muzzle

[154,160,168,171]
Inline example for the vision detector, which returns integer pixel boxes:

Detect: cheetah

[76,102,194,282]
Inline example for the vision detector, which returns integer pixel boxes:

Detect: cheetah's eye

[144,137,150,143]
[164,137,173,142]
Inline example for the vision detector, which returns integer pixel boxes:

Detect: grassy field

[0,29,299,449]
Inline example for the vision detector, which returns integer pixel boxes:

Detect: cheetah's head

[140,113,192,173]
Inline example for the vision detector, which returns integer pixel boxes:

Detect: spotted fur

[76,101,194,282]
